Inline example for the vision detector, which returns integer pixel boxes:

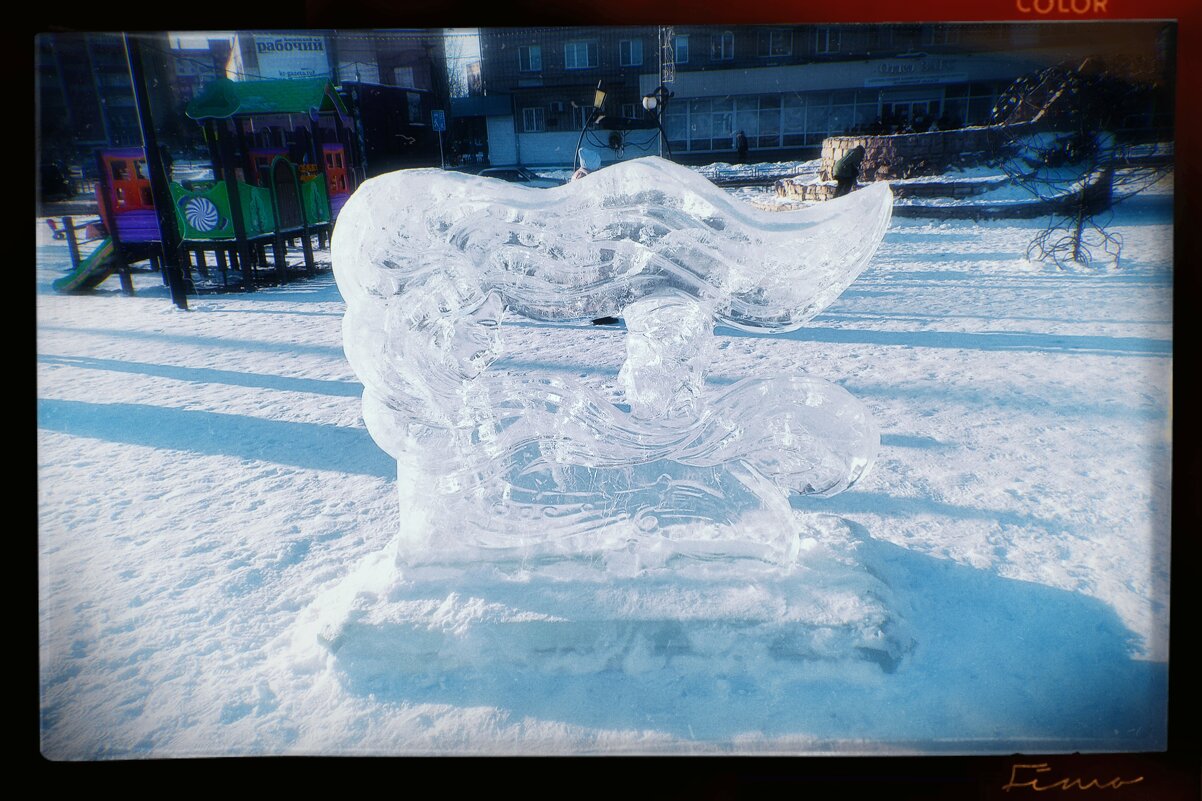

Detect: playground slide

[52,237,118,293]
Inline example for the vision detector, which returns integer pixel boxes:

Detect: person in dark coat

[734,130,748,164]
[832,145,866,198]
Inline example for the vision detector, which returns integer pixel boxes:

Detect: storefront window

[664,107,687,152]
[688,98,712,150]
[756,95,781,148]
[807,102,829,145]
[782,95,806,146]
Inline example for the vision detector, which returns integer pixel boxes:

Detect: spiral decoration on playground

[181,196,224,233]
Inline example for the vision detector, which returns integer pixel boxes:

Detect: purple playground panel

[114,209,161,244]
[331,192,350,221]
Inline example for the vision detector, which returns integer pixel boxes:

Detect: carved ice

[320,157,909,677]
[334,157,891,557]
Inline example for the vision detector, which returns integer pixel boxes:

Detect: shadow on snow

[38,354,362,398]
[715,324,1170,357]
[37,398,394,480]
[38,324,347,359]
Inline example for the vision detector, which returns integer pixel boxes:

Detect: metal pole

[574,117,589,173]
[217,119,256,290]
[64,217,81,272]
[123,33,188,310]
[657,27,664,158]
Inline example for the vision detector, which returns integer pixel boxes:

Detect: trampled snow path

[36,191,1171,757]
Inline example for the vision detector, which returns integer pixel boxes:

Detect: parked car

[478,166,563,188]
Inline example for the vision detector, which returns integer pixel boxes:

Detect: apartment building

[475,23,1173,168]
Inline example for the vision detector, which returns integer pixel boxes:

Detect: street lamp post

[574,81,608,174]
[642,85,673,160]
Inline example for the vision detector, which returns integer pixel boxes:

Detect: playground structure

[54,77,361,294]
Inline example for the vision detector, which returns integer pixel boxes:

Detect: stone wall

[775,175,1009,202]
[821,126,1009,182]
[775,182,837,202]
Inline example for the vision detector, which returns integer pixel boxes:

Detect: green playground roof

[186,77,348,121]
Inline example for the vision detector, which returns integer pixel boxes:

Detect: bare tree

[442,29,472,99]
[992,59,1172,269]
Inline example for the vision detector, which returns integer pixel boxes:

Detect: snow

[536,158,818,187]
[37,164,1171,757]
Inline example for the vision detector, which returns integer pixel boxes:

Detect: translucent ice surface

[332,157,892,562]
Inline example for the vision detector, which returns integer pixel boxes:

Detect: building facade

[37,33,145,161]
[476,23,1173,168]
[477,27,663,167]
[223,30,447,96]
[37,29,455,172]
[168,36,233,106]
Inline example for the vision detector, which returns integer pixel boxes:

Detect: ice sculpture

[334,157,891,556]
[319,157,908,676]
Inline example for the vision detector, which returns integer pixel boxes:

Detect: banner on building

[254,35,330,80]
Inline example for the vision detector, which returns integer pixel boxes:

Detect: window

[664,106,687,152]
[710,31,734,61]
[564,41,599,69]
[966,83,999,126]
[518,45,542,72]
[522,107,545,132]
[660,92,894,152]
[801,90,883,143]
[407,92,423,125]
[815,27,841,54]
[782,94,806,146]
[674,35,689,64]
[922,25,961,46]
[688,98,712,150]
[571,105,593,129]
[619,39,643,67]
[757,29,793,57]
[393,67,414,88]
[711,96,733,144]
[756,94,781,148]
[621,103,637,119]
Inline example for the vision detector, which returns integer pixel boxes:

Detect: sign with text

[254,35,331,80]
[432,110,446,132]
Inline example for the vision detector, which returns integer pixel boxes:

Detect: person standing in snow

[832,145,866,198]
[734,130,748,164]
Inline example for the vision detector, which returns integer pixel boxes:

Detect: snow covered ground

[37,173,1172,757]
